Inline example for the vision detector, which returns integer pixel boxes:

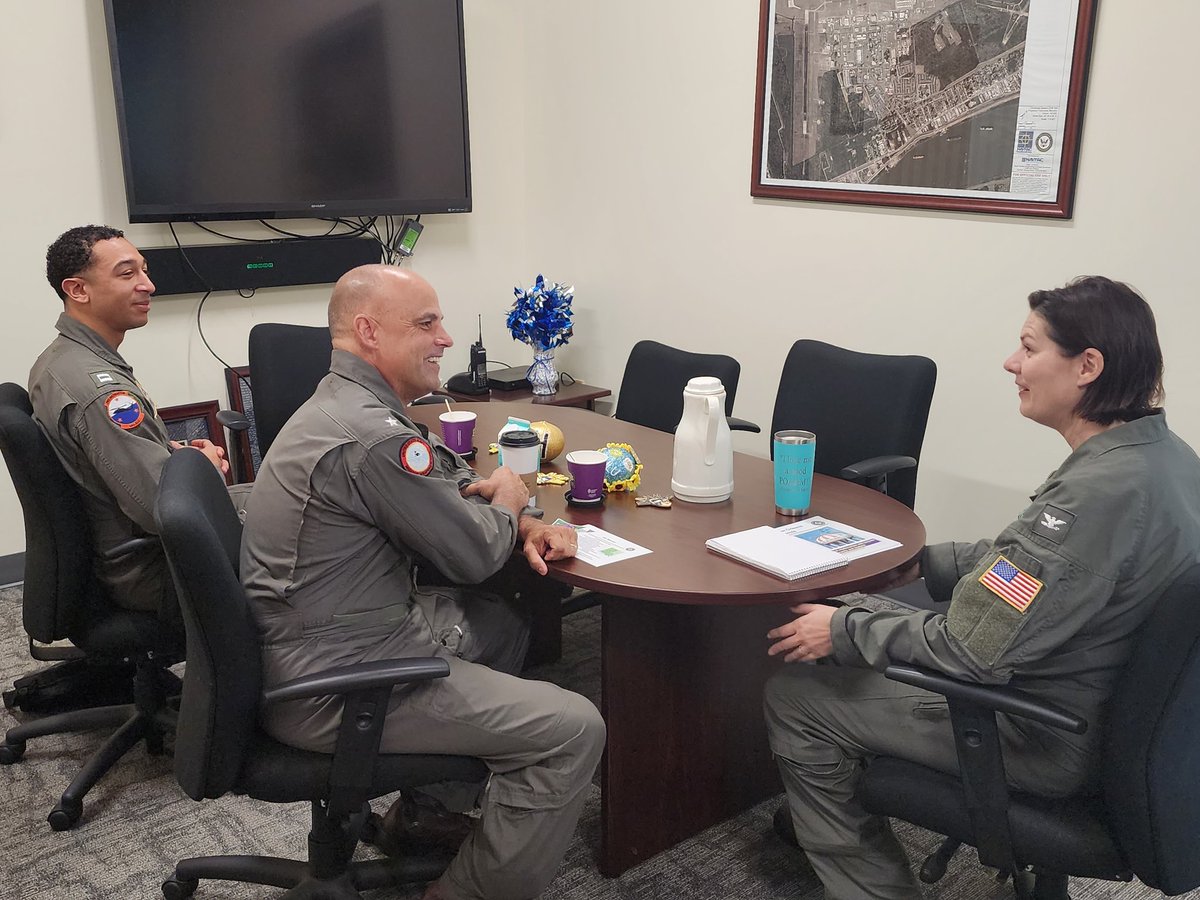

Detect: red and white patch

[104,391,144,430]
[399,437,434,475]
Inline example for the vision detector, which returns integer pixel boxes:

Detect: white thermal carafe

[670,376,733,503]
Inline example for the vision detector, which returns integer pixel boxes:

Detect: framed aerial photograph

[159,400,233,485]
[224,366,261,483]
[751,0,1098,218]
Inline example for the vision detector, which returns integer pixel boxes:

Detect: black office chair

[614,340,760,434]
[247,323,454,459]
[853,563,1200,899]
[0,383,179,830]
[155,448,487,899]
[770,340,936,510]
[247,323,334,459]
[766,341,940,842]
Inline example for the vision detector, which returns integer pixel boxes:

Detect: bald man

[240,266,605,900]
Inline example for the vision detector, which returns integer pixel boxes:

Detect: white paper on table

[552,520,653,567]
[775,516,901,562]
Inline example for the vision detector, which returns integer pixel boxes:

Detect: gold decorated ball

[530,420,565,462]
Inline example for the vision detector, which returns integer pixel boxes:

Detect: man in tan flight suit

[240,265,605,900]
[29,225,229,613]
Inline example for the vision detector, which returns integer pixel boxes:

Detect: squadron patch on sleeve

[979,555,1043,613]
[104,391,144,430]
[399,436,434,475]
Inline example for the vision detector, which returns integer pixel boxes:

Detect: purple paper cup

[565,450,608,502]
[439,410,477,454]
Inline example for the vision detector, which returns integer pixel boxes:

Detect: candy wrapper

[634,494,672,508]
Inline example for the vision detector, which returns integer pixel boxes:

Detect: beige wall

[0,1,530,555]
[520,0,1200,543]
[0,1,1196,555]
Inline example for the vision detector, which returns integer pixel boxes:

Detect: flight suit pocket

[435,622,468,657]
[948,547,1045,666]
[911,697,949,722]
[304,606,407,638]
[413,587,478,660]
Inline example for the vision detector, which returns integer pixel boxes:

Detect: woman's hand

[766,602,838,662]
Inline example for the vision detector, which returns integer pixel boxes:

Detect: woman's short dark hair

[45,225,125,301]
[1028,275,1163,425]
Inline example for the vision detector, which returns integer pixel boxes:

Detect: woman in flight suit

[763,276,1200,900]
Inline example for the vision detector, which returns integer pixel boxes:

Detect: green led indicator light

[246,262,275,270]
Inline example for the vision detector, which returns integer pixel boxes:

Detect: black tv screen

[103,0,471,223]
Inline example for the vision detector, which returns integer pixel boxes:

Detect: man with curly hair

[29,225,228,613]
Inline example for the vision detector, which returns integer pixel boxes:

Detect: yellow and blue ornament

[598,442,641,492]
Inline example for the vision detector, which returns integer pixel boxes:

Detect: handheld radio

[469,315,488,390]
[446,315,491,395]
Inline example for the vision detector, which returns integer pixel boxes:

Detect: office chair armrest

[215,409,251,432]
[101,536,159,563]
[727,416,761,433]
[410,391,457,406]
[262,657,451,706]
[884,663,1087,873]
[839,455,917,482]
[265,655,466,818]
[883,664,1087,734]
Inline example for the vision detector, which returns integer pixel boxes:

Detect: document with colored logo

[705,526,848,581]
[776,516,901,562]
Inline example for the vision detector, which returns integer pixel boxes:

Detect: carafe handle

[704,396,718,465]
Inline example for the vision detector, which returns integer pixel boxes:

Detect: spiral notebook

[706,525,848,581]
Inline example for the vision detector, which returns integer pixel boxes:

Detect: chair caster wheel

[361,811,382,845]
[0,740,26,764]
[919,837,959,884]
[771,803,800,848]
[919,855,949,883]
[162,877,199,899]
[48,798,83,831]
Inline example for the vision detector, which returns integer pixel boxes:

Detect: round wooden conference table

[408,401,925,876]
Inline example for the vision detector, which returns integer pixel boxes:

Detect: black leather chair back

[1102,561,1200,893]
[770,340,936,510]
[614,340,741,434]
[0,383,107,643]
[248,323,332,459]
[156,449,261,801]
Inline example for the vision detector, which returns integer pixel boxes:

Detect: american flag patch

[979,555,1043,612]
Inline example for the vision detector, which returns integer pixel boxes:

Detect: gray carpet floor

[0,585,1191,899]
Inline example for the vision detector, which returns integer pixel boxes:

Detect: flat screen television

[103,0,471,223]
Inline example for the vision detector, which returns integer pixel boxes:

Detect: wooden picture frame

[750,0,1099,218]
[224,366,261,483]
[158,400,233,485]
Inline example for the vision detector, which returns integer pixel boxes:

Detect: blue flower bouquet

[507,275,574,394]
